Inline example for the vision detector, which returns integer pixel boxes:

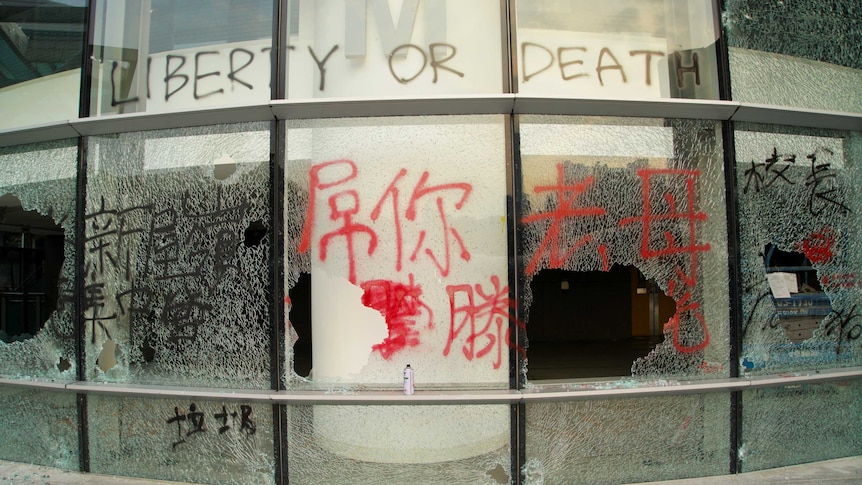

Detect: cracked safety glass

[518,116,730,385]
[0,140,77,380]
[85,123,271,388]
[736,124,862,374]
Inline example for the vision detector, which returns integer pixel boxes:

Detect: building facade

[0,0,860,483]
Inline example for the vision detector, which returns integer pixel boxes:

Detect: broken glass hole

[763,244,831,343]
[526,266,674,380]
[0,194,64,343]
[289,272,312,377]
[244,220,267,247]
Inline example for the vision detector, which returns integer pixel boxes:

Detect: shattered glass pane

[0,140,77,380]
[284,116,510,389]
[287,404,510,484]
[85,123,271,387]
[515,0,720,100]
[282,116,510,474]
[724,0,862,113]
[740,380,862,472]
[736,124,862,374]
[88,394,273,484]
[519,116,730,382]
[0,387,78,470]
[525,393,729,483]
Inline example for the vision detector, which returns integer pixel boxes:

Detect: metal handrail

[1,96,860,148]
[1,366,859,405]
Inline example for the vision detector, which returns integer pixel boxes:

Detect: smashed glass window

[526,266,675,380]
[724,0,862,113]
[0,387,78,470]
[736,124,862,374]
[287,404,511,484]
[85,123,271,388]
[525,393,729,483]
[285,116,510,389]
[0,140,77,380]
[518,116,730,383]
[740,380,862,472]
[283,116,511,475]
[88,394,273,484]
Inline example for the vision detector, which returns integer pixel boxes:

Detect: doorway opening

[525,265,675,381]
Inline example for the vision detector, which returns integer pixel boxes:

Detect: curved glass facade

[0,1,859,484]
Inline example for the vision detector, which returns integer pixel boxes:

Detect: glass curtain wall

[83,123,273,483]
[0,1,858,484]
[284,0,505,98]
[734,124,862,471]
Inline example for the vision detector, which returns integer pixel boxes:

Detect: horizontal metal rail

[1,366,859,405]
[1,96,859,148]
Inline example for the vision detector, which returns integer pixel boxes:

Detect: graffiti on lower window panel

[167,402,256,450]
[522,162,712,354]
[299,160,519,368]
[85,187,250,356]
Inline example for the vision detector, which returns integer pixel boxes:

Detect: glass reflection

[515,0,720,100]
[89,0,273,116]
[0,0,87,129]
[724,0,862,113]
[284,0,504,98]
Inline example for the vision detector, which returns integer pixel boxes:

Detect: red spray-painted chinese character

[521,163,608,275]
[371,169,472,277]
[299,160,377,284]
[444,275,524,369]
[799,227,835,265]
[620,168,711,353]
[361,275,433,359]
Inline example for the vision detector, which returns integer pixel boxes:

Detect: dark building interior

[526,266,675,380]
[0,194,64,341]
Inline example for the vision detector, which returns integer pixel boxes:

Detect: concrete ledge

[1,456,860,484]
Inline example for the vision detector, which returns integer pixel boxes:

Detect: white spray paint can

[403,364,414,395]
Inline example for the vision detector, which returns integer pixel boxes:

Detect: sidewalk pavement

[0,456,860,484]
[641,455,862,484]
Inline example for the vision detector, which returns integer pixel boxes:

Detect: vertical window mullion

[74,136,90,473]
[271,1,289,482]
[714,0,743,475]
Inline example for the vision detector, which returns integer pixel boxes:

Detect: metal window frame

[0,97,858,149]
[1,366,860,404]
[0,1,861,483]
